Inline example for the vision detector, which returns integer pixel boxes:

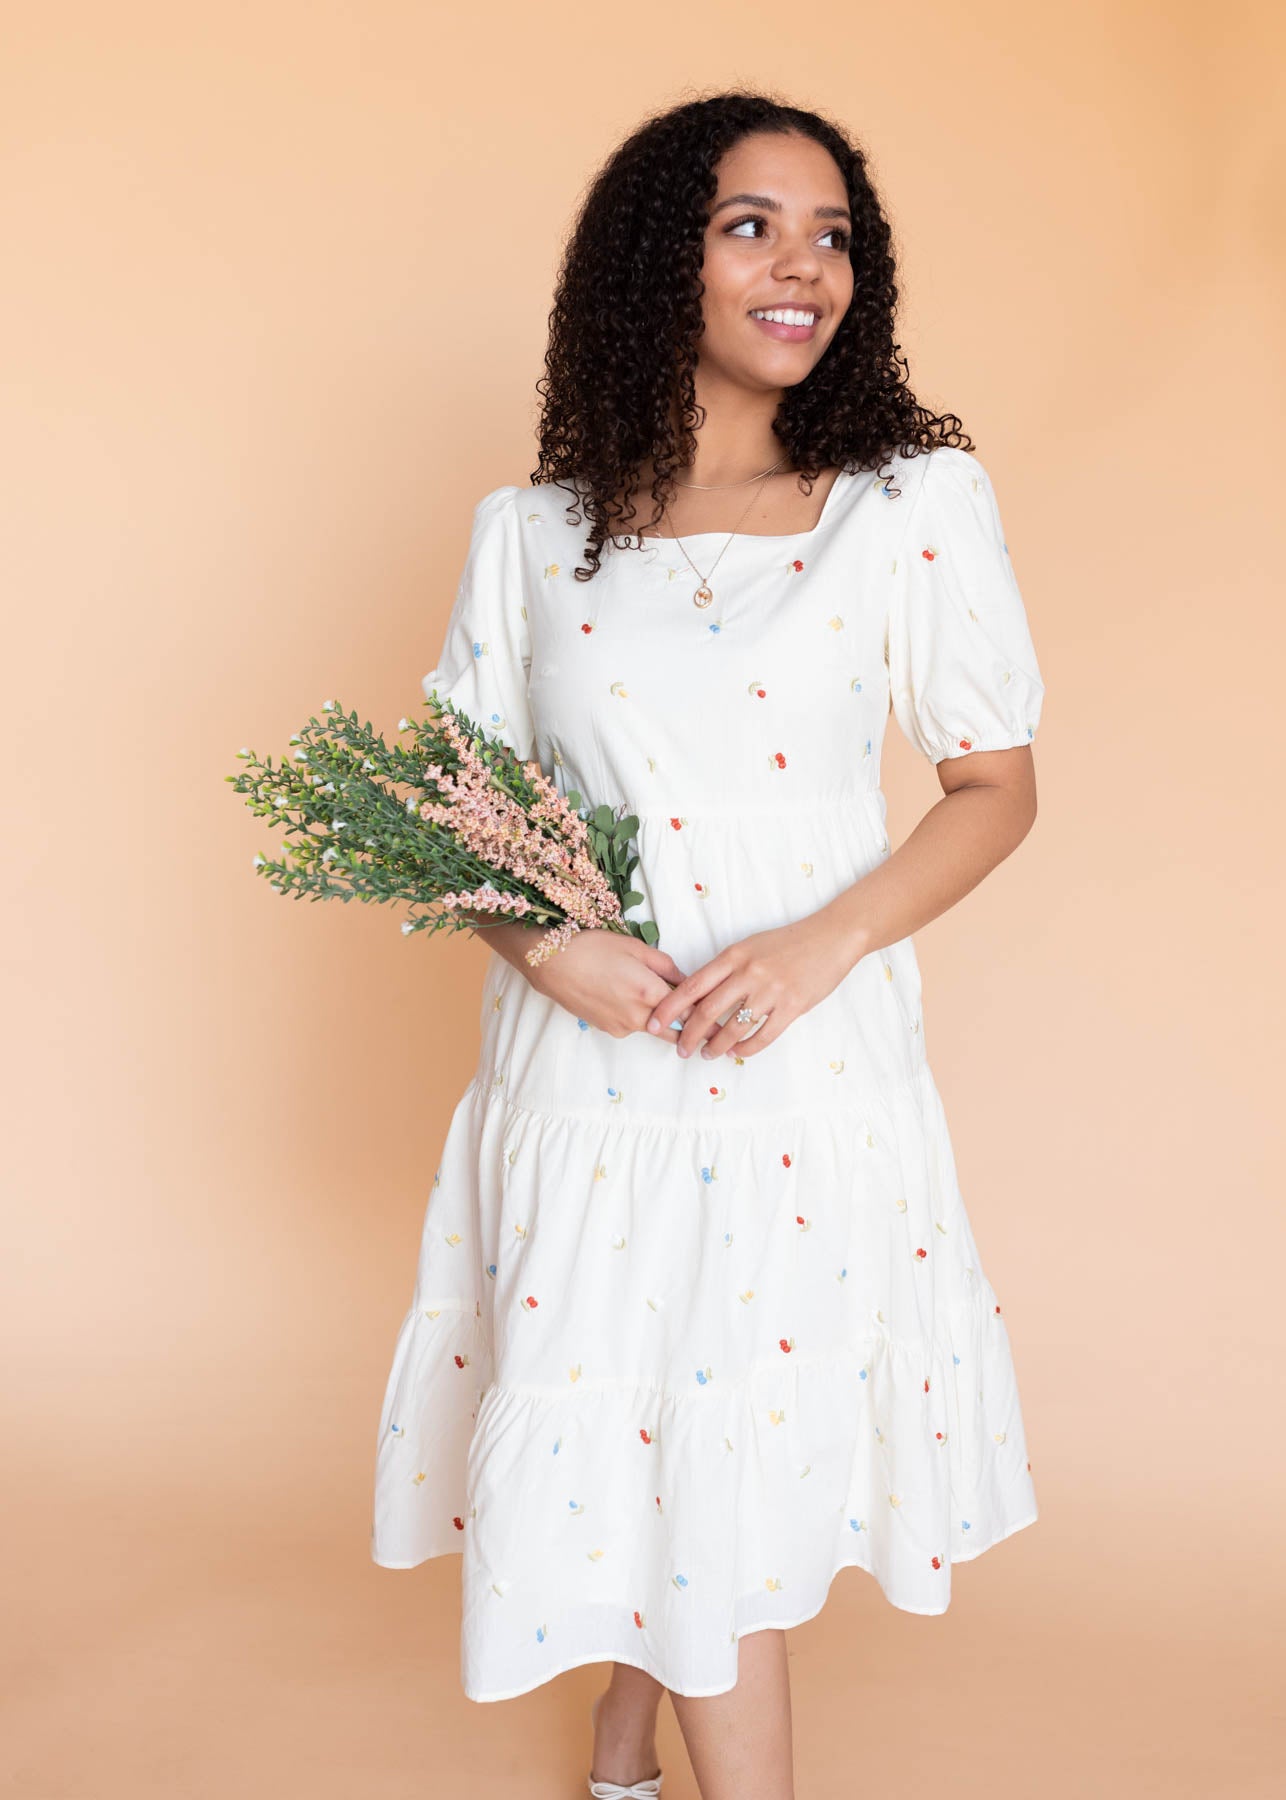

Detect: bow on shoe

[587,1779,663,1799]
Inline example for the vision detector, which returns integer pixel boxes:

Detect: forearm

[816,782,1038,969]
[459,914,548,970]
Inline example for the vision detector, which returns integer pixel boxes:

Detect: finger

[728,1010,786,1058]
[639,975,692,1040]
[649,1001,693,1042]
[646,963,724,1036]
[698,1010,759,1060]
[637,944,688,986]
[675,975,751,1058]
[687,979,775,1060]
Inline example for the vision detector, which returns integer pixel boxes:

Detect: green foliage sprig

[225,696,659,953]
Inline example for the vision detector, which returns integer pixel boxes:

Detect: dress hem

[370,1507,1040,1703]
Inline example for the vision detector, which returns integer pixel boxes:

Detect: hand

[643,915,858,1061]
[485,921,689,1040]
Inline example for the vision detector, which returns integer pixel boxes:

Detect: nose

[771,232,825,283]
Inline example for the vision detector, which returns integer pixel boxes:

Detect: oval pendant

[693,585,714,608]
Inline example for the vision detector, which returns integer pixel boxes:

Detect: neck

[663,368,791,485]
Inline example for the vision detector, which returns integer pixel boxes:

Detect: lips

[749,309,819,341]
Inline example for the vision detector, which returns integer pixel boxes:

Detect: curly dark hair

[528,89,976,582]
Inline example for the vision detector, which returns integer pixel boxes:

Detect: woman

[372,91,1045,1800]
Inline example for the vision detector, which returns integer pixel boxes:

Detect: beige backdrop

[5,3,1283,1796]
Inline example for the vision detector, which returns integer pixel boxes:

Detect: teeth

[751,308,817,326]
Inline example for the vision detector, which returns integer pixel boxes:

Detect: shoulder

[885,444,1000,541]
[470,482,523,525]
[888,442,990,499]
[472,479,589,531]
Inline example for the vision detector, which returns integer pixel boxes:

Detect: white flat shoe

[588,1692,663,1799]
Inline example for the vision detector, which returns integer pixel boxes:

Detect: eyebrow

[710,192,853,224]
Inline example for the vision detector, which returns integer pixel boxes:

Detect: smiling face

[695,130,855,393]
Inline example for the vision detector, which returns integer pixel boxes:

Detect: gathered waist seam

[468,1061,928,1133]
[619,791,883,819]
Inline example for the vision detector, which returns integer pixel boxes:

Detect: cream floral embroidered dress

[371,444,1045,1703]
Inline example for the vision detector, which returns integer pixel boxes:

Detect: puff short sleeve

[422,483,536,762]
[887,447,1045,763]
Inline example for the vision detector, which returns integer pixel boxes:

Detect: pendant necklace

[660,457,789,608]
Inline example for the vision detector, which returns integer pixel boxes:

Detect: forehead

[711,131,847,204]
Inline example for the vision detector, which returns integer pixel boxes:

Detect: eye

[724,214,852,251]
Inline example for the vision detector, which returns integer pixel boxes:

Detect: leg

[668,1628,795,1800]
[590,1662,665,1788]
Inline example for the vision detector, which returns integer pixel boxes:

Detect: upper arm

[887,447,1046,797]
[421,483,536,762]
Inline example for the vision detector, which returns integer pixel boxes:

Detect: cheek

[700,240,753,310]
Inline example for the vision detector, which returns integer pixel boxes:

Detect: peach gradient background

[5,4,1284,1796]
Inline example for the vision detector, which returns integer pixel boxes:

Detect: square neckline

[612,465,852,545]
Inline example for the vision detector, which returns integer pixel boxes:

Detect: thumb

[637,945,688,987]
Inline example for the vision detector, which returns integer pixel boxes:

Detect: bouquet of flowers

[226,692,658,965]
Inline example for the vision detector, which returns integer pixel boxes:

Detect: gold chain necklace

[661,458,788,608]
[674,458,787,491]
